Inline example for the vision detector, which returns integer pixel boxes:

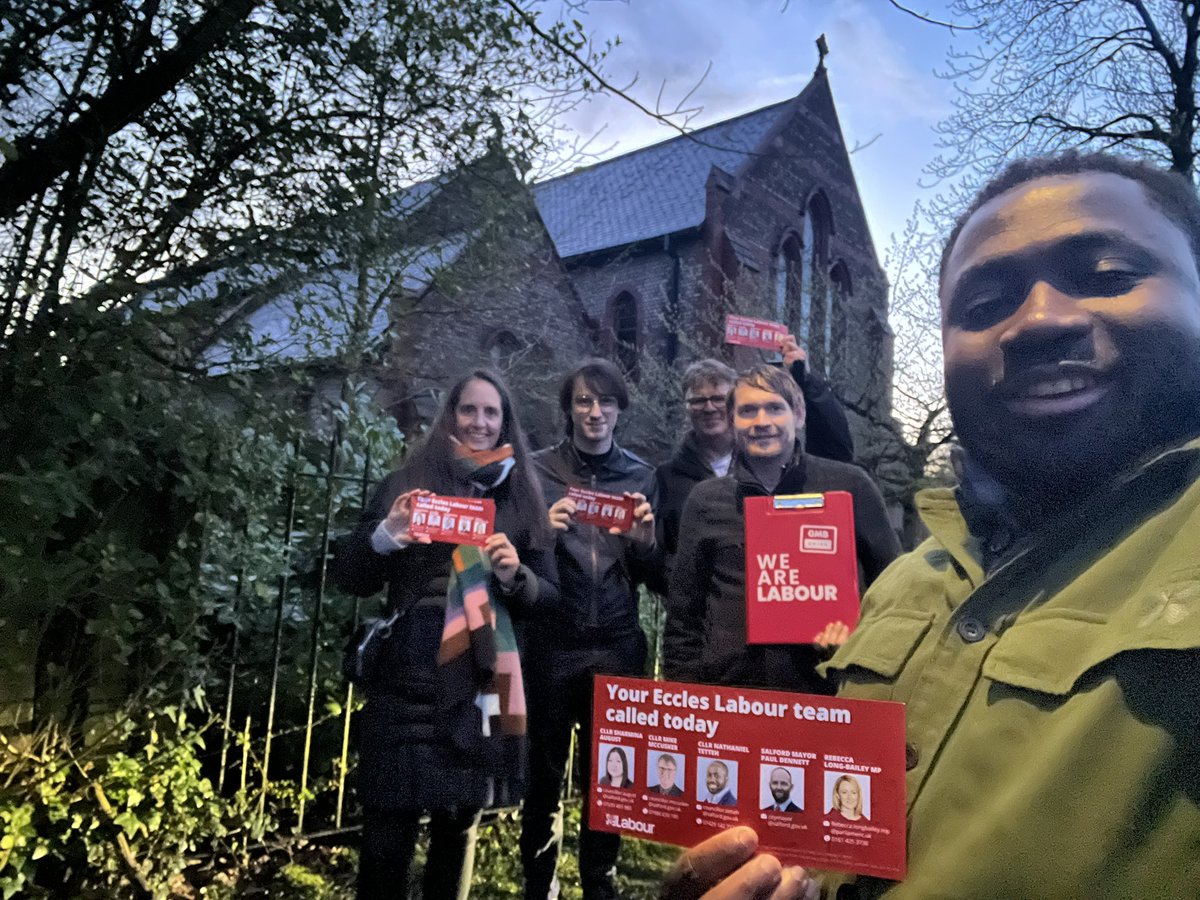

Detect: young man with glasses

[521,358,658,900]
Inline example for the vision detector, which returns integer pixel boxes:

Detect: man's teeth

[1023,377,1092,398]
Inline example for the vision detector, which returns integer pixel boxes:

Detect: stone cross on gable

[816,34,829,72]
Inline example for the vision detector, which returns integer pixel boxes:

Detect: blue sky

[549,0,966,266]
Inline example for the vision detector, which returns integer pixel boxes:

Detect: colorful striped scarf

[436,544,526,738]
[436,441,526,743]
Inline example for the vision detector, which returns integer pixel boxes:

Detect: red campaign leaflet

[591,675,907,881]
[744,493,860,644]
[724,314,787,350]
[408,494,495,547]
[566,486,636,533]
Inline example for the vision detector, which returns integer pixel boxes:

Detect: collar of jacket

[918,435,1200,589]
[732,440,808,509]
[951,451,1021,574]
[542,438,644,480]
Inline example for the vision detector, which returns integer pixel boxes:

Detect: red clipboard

[744,492,860,643]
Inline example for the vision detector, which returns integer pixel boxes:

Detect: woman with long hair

[599,746,634,789]
[334,369,557,900]
[830,774,866,822]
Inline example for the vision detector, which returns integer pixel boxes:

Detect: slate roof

[194,91,813,369]
[201,234,469,373]
[532,97,794,259]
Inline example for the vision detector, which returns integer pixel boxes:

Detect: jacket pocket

[822,609,934,681]
[370,662,438,705]
[981,610,1109,695]
[984,567,1200,695]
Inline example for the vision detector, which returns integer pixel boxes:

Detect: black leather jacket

[532,439,659,637]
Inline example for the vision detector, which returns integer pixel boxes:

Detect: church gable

[526,60,893,457]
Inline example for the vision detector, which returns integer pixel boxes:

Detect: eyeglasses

[686,394,728,410]
[573,394,619,413]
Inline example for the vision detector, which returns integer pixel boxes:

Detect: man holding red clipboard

[664,364,899,694]
[652,339,854,595]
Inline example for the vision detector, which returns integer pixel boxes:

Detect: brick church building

[211,59,892,462]
[528,61,892,453]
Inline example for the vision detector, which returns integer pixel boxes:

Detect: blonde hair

[728,364,804,415]
[831,774,863,817]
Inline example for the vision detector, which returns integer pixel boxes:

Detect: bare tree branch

[849,132,883,154]
[887,0,980,31]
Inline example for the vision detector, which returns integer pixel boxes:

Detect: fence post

[259,440,301,818]
[336,446,372,829]
[218,560,246,794]
[298,427,341,832]
[240,714,252,853]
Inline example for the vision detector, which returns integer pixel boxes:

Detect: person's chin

[962,408,1125,495]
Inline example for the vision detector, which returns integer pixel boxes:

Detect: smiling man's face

[686,378,733,440]
[732,383,798,462]
[940,171,1200,497]
[706,762,728,795]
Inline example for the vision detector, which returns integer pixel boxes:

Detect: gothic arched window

[607,291,641,378]
[485,329,521,370]
[799,191,833,354]
[827,261,852,377]
[773,233,803,328]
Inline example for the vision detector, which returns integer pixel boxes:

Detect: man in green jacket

[659,152,1200,899]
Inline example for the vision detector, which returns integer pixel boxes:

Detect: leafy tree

[0,2,607,893]
[0,0,603,712]
[0,0,603,339]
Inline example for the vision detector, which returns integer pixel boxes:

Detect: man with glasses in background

[522,358,658,900]
[654,339,855,586]
[664,363,898,694]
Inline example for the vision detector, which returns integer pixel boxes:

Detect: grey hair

[682,358,737,394]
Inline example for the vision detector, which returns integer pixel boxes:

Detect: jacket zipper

[589,471,599,627]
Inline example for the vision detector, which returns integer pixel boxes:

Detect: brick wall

[386,174,594,448]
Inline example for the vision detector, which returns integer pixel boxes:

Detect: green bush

[0,297,406,895]
[0,696,253,898]
[275,861,342,900]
